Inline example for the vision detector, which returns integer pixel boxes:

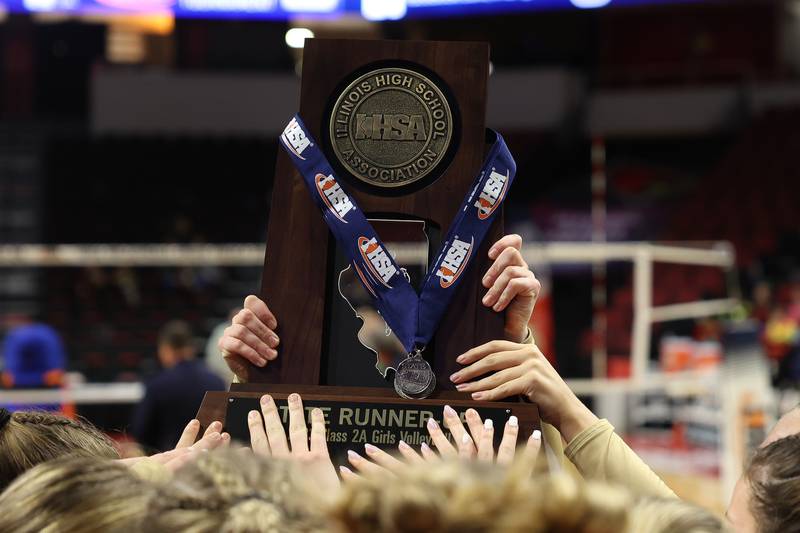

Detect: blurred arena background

[1,0,799,514]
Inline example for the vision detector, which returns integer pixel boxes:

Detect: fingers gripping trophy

[196,39,541,461]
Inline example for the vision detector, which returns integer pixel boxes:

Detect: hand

[343,406,541,479]
[482,235,541,343]
[219,295,279,380]
[424,406,541,465]
[174,419,229,448]
[247,393,340,495]
[121,419,229,472]
[450,341,598,443]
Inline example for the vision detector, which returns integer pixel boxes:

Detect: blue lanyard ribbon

[279,114,516,358]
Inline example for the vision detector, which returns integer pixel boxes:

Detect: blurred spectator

[763,308,800,387]
[1,318,66,412]
[131,320,225,452]
[787,282,800,323]
[750,281,772,324]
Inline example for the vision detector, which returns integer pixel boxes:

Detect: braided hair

[0,409,119,491]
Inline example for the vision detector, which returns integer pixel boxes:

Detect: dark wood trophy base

[197,38,540,460]
[199,384,539,464]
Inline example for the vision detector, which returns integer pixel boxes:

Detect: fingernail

[493,303,501,312]
[482,274,490,284]
[482,294,491,305]
[455,384,467,391]
[531,429,542,441]
[449,372,461,383]
[461,432,471,444]
[267,318,277,330]
[421,442,432,453]
[347,450,361,462]
[427,418,438,430]
[484,419,493,430]
[222,433,230,442]
[471,392,485,400]
[267,350,278,361]
[456,354,466,364]
[209,432,221,441]
[443,405,457,418]
[261,395,271,406]
[339,465,353,476]
[248,410,259,419]
[258,358,267,367]
[189,419,199,426]
[268,335,279,348]
[364,443,379,455]
[210,421,221,429]
[508,416,518,427]
[489,247,497,259]
[311,408,322,417]
[398,440,410,451]
[288,393,300,403]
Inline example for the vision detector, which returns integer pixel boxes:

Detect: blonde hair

[0,409,119,491]
[330,461,630,533]
[330,460,728,533]
[0,456,153,533]
[630,497,728,533]
[143,449,328,533]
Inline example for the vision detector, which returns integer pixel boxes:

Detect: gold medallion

[329,67,453,188]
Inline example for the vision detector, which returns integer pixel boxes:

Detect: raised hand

[482,235,541,343]
[219,295,279,380]
[343,406,541,479]
[451,340,598,443]
[248,393,340,495]
[121,418,229,472]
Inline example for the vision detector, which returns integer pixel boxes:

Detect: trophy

[197,39,540,460]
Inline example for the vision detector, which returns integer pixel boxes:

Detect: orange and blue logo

[475,168,510,220]
[436,236,473,288]
[281,118,311,160]
[316,174,354,222]
[358,236,396,288]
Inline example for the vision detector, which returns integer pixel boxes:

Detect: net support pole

[631,246,653,380]
[591,137,608,379]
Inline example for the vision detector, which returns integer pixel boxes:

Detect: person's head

[0,456,153,533]
[753,282,771,306]
[727,406,800,532]
[0,408,119,491]
[143,449,327,532]
[728,433,800,533]
[330,461,630,533]
[630,497,727,533]
[157,320,197,368]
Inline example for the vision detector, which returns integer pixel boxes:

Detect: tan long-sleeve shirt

[554,418,676,498]
[521,332,675,498]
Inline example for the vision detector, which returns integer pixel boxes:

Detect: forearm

[564,419,677,499]
[519,330,598,443]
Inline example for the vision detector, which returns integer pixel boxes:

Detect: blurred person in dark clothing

[131,320,225,452]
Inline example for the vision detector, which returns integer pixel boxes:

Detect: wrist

[557,398,599,444]
[503,324,527,344]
